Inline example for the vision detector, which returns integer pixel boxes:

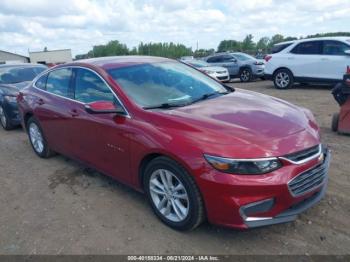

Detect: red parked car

[18,56,330,231]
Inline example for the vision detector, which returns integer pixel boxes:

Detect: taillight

[347,66,350,74]
[264,55,272,62]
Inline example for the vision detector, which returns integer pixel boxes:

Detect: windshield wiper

[143,103,188,110]
[190,91,229,104]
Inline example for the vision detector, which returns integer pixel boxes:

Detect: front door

[67,68,131,183]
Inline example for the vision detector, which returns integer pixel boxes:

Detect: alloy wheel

[0,106,7,128]
[149,169,190,222]
[29,122,44,154]
[241,69,251,82]
[276,72,290,88]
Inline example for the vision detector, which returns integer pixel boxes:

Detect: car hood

[0,81,31,96]
[154,89,320,158]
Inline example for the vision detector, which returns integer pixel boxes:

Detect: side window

[74,68,115,104]
[46,68,73,98]
[221,55,235,62]
[35,74,48,90]
[207,56,219,63]
[290,41,322,55]
[323,41,350,55]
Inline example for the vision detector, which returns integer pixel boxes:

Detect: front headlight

[4,95,17,103]
[203,70,215,75]
[204,154,282,175]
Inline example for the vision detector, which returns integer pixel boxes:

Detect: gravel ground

[0,80,349,255]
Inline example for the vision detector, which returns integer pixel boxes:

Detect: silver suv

[203,52,265,82]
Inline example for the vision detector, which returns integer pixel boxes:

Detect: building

[0,50,29,64]
[29,49,72,65]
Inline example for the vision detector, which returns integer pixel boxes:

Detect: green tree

[241,34,256,52]
[256,37,270,52]
[217,40,241,52]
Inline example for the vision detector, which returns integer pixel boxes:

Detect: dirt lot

[0,80,349,255]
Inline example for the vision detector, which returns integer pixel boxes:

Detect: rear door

[320,40,350,80]
[288,41,323,79]
[32,68,77,154]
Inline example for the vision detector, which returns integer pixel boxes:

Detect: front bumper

[253,65,265,77]
[197,147,330,229]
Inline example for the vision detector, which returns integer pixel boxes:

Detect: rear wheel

[240,68,252,82]
[143,157,205,231]
[27,117,54,158]
[332,113,339,132]
[0,105,14,131]
[273,69,294,89]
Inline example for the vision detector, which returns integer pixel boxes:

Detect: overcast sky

[0,0,349,56]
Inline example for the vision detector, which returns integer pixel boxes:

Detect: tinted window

[291,41,322,55]
[46,68,73,98]
[271,43,293,54]
[107,62,227,108]
[0,66,46,84]
[35,74,47,90]
[207,56,220,63]
[323,41,350,55]
[221,55,235,62]
[74,68,115,103]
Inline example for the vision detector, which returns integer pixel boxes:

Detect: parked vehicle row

[0,56,329,231]
[265,37,350,89]
[203,52,265,82]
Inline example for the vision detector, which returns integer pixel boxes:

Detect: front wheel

[240,68,252,82]
[143,157,205,231]
[273,69,294,89]
[27,117,54,158]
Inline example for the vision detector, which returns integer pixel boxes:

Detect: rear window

[290,41,322,55]
[271,43,293,54]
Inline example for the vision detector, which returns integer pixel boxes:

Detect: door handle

[321,58,329,61]
[70,109,79,117]
[37,98,45,105]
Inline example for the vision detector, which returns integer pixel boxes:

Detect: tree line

[75,32,350,60]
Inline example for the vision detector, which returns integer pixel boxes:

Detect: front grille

[288,160,327,197]
[216,71,227,74]
[217,76,228,80]
[284,145,320,163]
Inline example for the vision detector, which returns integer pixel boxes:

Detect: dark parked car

[0,64,47,130]
[18,56,329,231]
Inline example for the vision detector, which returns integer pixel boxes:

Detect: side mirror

[85,101,126,115]
[345,50,350,56]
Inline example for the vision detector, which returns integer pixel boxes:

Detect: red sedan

[17,56,330,231]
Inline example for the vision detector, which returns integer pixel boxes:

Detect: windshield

[232,53,254,61]
[185,60,210,68]
[0,66,46,84]
[108,62,228,108]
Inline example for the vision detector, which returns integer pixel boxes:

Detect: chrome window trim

[32,65,131,118]
[279,144,322,165]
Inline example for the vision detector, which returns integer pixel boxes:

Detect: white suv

[264,37,350,89]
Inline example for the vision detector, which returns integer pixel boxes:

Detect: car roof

[275,36,350,46]
[72,56,173,70]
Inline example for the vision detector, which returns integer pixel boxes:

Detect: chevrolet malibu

[18,56,330,231]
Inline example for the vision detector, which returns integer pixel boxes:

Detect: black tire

[332,113,339,132]
[273,69,294,89]
[143,156,205,231]
[0,105,14,131]
[26,117,54,158]
[239,68,252,82]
